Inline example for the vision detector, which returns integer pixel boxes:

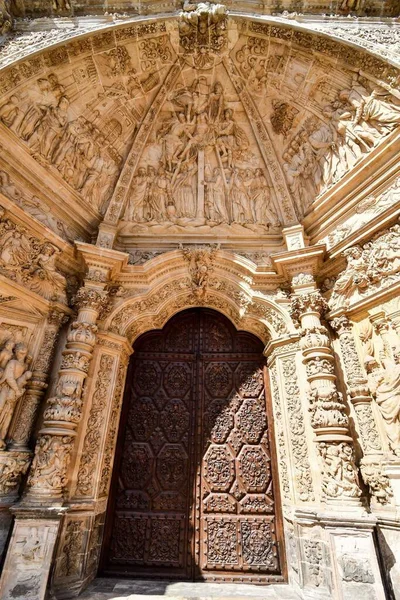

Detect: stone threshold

[78,579,302,600]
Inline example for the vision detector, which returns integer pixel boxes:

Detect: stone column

[23,286,108,503]
[0,244,128,600]
[330,315,392,506]
[290,291,363,506]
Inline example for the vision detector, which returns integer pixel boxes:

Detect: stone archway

[100,308,286,583]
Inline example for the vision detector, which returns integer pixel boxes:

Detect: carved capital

[73,287,109,314]
[290,291,328,326]
[330,315,352,336]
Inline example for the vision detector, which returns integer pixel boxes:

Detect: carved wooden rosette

[25,287,108,501]
[290,291,362,504]
[330,316,392,505]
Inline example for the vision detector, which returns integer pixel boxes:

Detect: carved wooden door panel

[102,309,284,582]
[195,310,282,582]
[102,310,198,578]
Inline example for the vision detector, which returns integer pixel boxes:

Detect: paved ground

[79,579,302,600]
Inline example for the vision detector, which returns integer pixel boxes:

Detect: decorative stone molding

[290,291,362,504]
[24,246,126,502]
[330,315,391,505]
[281,357,314,502]
[75,353,116,496]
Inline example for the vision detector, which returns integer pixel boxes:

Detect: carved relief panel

[101,309,284,582]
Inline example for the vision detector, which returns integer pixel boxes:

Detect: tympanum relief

[118,72,282,236]
[0,17,399,233]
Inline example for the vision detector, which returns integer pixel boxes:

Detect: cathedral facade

[0,0,399,598]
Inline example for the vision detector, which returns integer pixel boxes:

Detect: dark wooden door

[101,309,284,582]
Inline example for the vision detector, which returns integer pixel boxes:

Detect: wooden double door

[102,309,284,582]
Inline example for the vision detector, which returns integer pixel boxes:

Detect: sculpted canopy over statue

[0,339,32,449]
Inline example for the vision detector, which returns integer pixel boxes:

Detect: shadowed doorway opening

[101,308,286,583]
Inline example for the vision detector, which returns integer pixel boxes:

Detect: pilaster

[0,243,128,600]
[330,315,392,507]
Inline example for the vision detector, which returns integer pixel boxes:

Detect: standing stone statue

[0,342,32,449]
[368,361,400,457]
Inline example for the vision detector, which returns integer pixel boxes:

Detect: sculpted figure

[159,113,194,171]
[205,167,228,223]
[123,167,149,221]
[179,112,211,162]
[320,442,360,498]
[0,342,32,448]
[309,115,340,189]
[0,228,30,268]
[339,81,400,139]
[0,96,21,130]
[147,167,172,221]
[28,243,66,302]
[216,109,248,168]
[31,96,69,160]
[330,246,368,308]
[208,82,225,123]
[174,160,197,218]
[229,169,251,223]
[368,361,400,456]
[251,168,280,226]
[0,170,22,201]
[0,339,14,372]
[18,79,57,142]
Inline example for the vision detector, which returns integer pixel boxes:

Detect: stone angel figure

[329,246,369,309]
[180,244,220,299]
[0,342,32,448]
[28,243,67,303]
[367,359,400,457]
